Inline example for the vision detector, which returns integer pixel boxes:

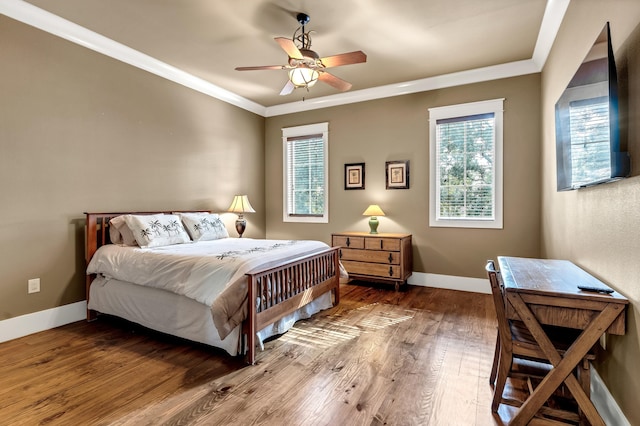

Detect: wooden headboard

[86,212,124,265]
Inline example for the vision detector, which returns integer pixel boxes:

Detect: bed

[85,211,341,364]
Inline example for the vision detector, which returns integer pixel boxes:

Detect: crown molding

[1,0,569,118]
[532,0,570,69]
[0,0,267,116]
[265,59,538,117]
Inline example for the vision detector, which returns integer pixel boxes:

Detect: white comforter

[86,238,332,339]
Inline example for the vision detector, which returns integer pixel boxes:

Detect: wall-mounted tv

[555,22,631,191]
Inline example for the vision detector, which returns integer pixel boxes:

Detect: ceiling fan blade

[275,37,304,59]
[319,51,367,68]
[318,72,352,92]
[235,65,285,71]
[279,80,296,96]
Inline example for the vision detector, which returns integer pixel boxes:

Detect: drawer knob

[380,240,383,249]
[339,249,342,259]
[346,237,350,247]
[388,253,393,263]
[389,266,393,276]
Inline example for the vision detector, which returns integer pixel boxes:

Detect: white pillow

[124,214,191,248]
[108,221,123,244]
[109,215,138,246]
[179,212,229,241]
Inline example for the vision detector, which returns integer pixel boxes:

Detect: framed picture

[344,163,365,190]
[386,160,410,189]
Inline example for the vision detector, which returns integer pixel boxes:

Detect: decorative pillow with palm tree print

[179,212,229,241]
[124,214,191,248]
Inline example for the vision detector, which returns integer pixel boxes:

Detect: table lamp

[227,195,255,237]
[362,204,385,234]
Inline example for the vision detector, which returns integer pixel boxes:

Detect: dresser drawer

[339,248,400,264]
[332,235,365,249]
[364,238,401,251]
[341,260,402,279]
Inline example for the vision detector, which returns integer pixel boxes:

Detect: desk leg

[578,358,591,425]
[507,294,622,426]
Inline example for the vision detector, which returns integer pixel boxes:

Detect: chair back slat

[486,260,512,350]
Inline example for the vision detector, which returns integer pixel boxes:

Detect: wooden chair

[486,260,595,421]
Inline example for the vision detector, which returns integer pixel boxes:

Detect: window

[428,99,504,229]
[282,122,329,223]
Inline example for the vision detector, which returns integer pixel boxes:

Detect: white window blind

[568,96,611,185]
[436,113,495,219]
[285,134,325,216]
[282,123,329,223]
[429,99,503,229]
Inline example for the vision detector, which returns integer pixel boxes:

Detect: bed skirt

[88,275,333,356]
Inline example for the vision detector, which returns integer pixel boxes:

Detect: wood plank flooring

[0,283,526,425]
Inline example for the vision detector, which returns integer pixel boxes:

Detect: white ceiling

[2,0,569,116]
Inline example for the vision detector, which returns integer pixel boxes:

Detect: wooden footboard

[85,212,340,365]
[245,247,340,365]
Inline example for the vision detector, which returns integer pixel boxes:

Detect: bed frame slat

[245,246,339,364]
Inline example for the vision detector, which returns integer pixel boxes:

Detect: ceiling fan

[235,13,367,95]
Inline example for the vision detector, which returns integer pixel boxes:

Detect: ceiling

[3,0,568,116]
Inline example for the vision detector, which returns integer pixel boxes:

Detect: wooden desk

[498,256,628,426]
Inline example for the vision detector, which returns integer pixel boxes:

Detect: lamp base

[235,218,246,237]
[368,217,379,234]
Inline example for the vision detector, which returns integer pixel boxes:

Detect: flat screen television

[555,22,631,191]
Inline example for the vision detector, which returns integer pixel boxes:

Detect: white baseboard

[1,273,485,342]
[591,364,630,426]
[408,271,491,294]
[0,301,87,344]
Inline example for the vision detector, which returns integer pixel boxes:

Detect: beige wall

[265,74,542,279]
[0,16,265,320]
[541,1,640,423]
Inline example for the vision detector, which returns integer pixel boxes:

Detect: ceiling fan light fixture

[236,13,366,95]
[288,67,319,88]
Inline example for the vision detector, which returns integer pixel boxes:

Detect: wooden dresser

[332,232,412,290]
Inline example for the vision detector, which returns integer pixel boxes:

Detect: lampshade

[289,68,319,88]
[228,195,255,238]
[362,204,385,234]
[362,205,385,217]
[227,195,256,214]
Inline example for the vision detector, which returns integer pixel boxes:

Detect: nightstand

[332,232,412,290]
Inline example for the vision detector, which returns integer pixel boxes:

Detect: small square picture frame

[385,160,410,189]
[345,163,365,190]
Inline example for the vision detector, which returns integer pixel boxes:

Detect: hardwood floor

[1,283,526,425]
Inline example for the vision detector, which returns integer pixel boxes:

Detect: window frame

[428,98,504,229]
[282,122,329,223]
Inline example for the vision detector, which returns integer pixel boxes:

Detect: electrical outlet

[28,278,40,294]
